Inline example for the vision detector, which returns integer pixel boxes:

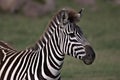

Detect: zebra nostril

[82,45,96,65]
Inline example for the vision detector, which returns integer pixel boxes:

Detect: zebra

[0,8,95,80]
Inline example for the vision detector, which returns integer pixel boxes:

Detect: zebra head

[58,8,95,65]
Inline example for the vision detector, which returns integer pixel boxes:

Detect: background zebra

[0,8,95,80]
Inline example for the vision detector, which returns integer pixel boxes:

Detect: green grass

[0,0,120,80]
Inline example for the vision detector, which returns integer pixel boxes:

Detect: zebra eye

[68,32,75,37]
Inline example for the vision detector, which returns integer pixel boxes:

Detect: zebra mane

[52,8,80,23]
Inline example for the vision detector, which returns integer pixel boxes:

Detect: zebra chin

[82,45,96,65]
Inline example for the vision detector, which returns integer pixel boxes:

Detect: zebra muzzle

[82,45,95,65]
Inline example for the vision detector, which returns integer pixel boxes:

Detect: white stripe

[2,50,7,61]
[31,51,38,74]
[34,50,40,80]
[55,17,60,25]
[52,21,57,28]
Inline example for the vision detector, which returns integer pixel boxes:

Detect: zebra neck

[36,25,57,48]
[34,23,65,78]
[36,18,62,52]
[34,20,65,57]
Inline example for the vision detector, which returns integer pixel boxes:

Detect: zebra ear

[78,8,84,17]
[61,9,69,24]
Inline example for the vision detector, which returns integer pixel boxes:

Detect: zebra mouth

[82,45,95,65]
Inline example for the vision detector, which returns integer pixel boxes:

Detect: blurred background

[0,0,120,80]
